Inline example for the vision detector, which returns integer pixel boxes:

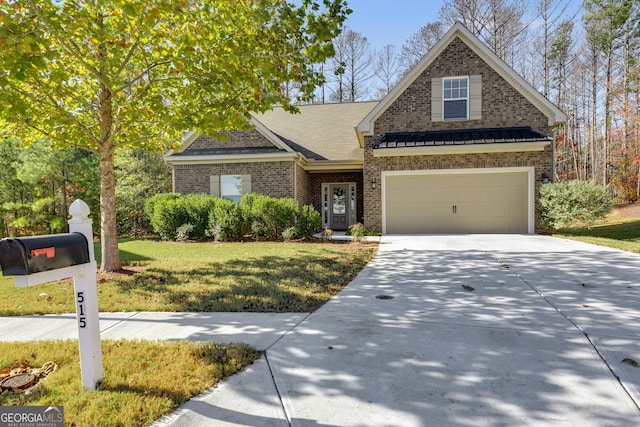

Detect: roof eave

[302,159,364,172]
[164,151,300,165]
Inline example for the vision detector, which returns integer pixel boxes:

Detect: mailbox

[0,233,90,276]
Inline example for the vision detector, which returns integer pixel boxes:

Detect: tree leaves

[0,0,349,271]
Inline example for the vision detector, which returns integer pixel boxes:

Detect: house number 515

[76,291,87,328]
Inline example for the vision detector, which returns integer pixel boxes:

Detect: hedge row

[144,193,321,241]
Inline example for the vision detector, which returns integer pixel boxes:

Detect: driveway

[158,234,640,427]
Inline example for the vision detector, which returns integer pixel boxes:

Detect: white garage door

[384,170,530,234]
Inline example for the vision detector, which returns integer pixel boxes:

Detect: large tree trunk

[98,144,121,272]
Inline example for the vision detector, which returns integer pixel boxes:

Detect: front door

[329,184,349,230]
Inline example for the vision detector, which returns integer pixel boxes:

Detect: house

[164,22,566,234]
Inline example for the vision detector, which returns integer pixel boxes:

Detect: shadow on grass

[112,251,373,312]
[561,219,640,241]
[93,241,154,265]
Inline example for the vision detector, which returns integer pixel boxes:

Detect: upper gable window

[443,77,468,120]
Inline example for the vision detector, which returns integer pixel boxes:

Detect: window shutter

[431,78,443,122]
[241,174,252,194]
[469,74,482,120]
[210,175,220,197]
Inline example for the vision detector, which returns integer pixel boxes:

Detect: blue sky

[340,0,583,53]
[343,0,446,51]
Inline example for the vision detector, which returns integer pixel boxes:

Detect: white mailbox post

[67,199,103,390]
[0,199,103,390]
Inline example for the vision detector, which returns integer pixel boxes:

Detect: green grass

[0,239,378,315]
[0,339,260,426]
[556,218,640,253]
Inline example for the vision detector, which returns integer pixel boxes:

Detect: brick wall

[374,37,552,136]
[173,161,296,199]
[363,36,555,233]
[295,165,312,206]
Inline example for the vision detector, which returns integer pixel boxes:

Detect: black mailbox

[0,233,90,276]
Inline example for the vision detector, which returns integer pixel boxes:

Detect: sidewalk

[0,312,308,351]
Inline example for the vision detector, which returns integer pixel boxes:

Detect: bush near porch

[145,193,321,242]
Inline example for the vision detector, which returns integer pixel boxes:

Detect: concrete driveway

[159,234,640,427]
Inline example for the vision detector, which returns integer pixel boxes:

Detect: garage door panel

[385,172,529,234]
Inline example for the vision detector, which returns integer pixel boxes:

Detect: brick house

[165,23,566,234]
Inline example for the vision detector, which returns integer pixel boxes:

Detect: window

[210,174,251,199]
[220,175,243,202]
[443,77,468,120]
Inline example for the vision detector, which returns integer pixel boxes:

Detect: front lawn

[0,239,378,315]
[0,339,260,427]
[557,218,640,253]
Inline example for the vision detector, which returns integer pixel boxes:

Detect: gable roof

[173,117,294,155]
[254,101,378,161]
[356,22,567,135]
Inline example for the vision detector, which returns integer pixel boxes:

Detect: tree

[0,0,350,271]
[584,0,635,185]
[329,28,373,102]
[439,0,528,67]
[534,0,574,97]
[374,44,400,98]
[115,147,171,236]
[399,22,445,74]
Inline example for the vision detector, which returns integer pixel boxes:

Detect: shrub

[145,193,186,240]
[538,180,615,230]
[296,205,322,239]
[282,226,297,241]
[241,194,298,240]
[144,193,181,222]
[346,222,379,241]
[145,192,323,242]
[175,223,194,241]
[182,194,218,239]
[207,198,246,242]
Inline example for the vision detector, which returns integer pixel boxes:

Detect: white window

[443,77,468,120]
[210,174,251,200]
[221,175,243,202]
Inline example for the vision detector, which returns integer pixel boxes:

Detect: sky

[339,0,583,53]
[342,0,446,52]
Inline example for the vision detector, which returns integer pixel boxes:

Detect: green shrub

[145,193,187,240]
[207,198,246,242]
[296,204,322,239]
[146,192,322,242]
[182,194,218,239]
[241,194,298,240]
[538,180,615,230]
[346,223,379,241]
[144,193,181,222]
[282,226,297,241]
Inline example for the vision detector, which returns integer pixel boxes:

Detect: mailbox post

[68,199,103,391]
[0,199,103,390]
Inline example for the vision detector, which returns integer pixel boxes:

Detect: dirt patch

[609,203,640,219]
[97,265,148,282]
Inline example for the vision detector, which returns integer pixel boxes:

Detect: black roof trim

[374,127,551,149]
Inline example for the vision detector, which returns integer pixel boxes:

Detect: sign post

[68,199,103,390]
